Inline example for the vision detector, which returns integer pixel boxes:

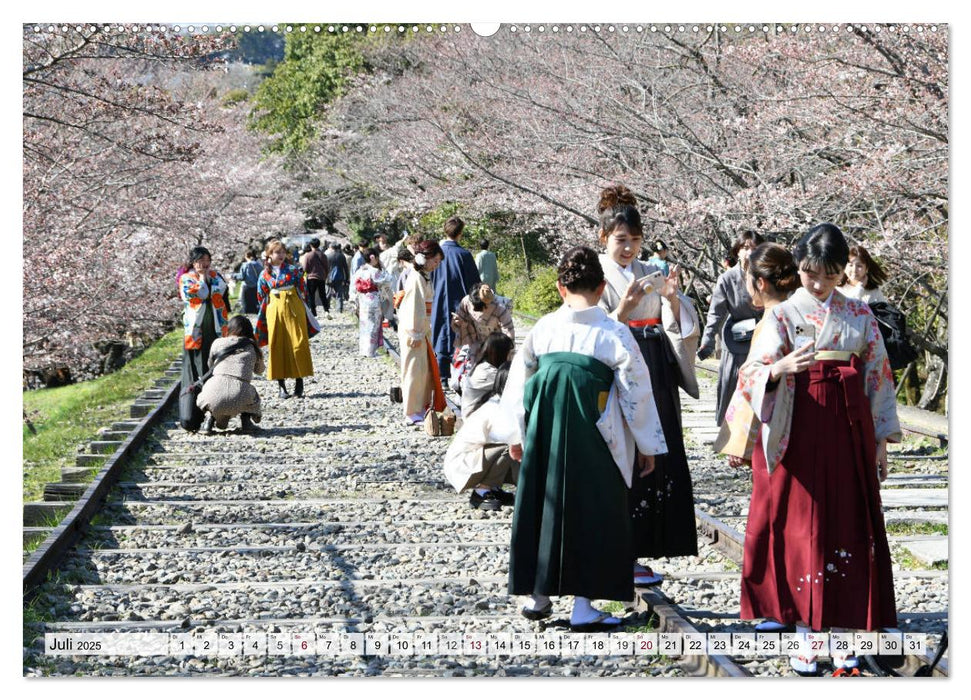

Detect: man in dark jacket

[299,239,329,317]
[233,249,263,314]
[325,242,350,313]
[431,216,481,383]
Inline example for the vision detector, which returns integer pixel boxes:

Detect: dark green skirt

[181,302,217,389]
[508,352,634,602]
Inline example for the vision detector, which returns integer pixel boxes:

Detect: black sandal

[521,602,553,621]
[569,613,623,633]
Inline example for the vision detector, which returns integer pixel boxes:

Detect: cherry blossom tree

[23,25,302,382]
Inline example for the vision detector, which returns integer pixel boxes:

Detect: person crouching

[197,315,265,433]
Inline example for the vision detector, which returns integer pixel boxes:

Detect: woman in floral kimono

[255,240,317,399]
[736,223,900,676]
[350,248,390,357]
[714,243,801,465]
[179,246,230,397]
[595,185,700,587]
[698,230,765,426]
[398,240,447,425]
[498,246,667,631]
[713,243,799,636]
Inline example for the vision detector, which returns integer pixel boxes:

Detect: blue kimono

[430,239,481,378]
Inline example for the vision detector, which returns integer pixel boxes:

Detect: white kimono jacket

[737,287,902,473]
[598,255,701,399]
[495,304,667,487]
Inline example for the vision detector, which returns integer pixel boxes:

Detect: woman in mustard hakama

[255,240,317,398]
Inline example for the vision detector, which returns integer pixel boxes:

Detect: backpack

[869,301,919,371]
[329,257,346,283]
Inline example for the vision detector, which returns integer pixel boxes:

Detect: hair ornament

[414,253,427,266]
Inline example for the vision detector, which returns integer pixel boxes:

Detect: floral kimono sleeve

[180,273,208,306]
[737,308,796,472]
[257,273,270,307]
[860,309,903,443]
[294,267,309,301]
[498,300,515,340]
[739,309,789,419]
[611,325,668,456]
[494,328,538,445]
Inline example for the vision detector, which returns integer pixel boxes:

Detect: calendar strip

[43,632,925,658]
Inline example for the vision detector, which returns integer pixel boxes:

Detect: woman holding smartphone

[596,185,701,586]
[736,223,900,675]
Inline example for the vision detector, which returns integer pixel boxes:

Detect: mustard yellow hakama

[265,289,314,380]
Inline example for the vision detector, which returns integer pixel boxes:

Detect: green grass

[22,328,183,503]
[892,544,948,571]
[886,521,948,536]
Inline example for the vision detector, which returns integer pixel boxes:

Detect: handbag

[723,317,757,355]
[179,339,253,431]
[423,406,456,437]
[179,382,205,431]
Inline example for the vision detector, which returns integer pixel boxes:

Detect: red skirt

[741,356,897,631]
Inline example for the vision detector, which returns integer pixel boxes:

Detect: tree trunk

[918,353,947,413]
[897,361,921,406]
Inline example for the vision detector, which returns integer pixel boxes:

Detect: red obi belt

[355,279,379,294]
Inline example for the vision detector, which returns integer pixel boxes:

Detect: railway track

[22,310,948,678]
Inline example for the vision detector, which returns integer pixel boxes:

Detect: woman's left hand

[637,453,655,477]
[876,439,889,481]
[660,265,680,299]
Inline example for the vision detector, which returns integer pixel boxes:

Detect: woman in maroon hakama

[741,355,897,632]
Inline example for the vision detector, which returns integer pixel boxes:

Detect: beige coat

[398,271,435,417]
[197,337,265,427]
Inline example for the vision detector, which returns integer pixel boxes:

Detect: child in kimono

[736,223,900,676]
[595,184,700,587]
[255,240,317,399]
[498,246,667,631]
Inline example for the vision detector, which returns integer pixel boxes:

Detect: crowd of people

[176,192,906,674]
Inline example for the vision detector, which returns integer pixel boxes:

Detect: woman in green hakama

[499,247,666,631]
[509,351,633,603]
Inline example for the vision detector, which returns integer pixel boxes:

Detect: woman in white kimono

[398,240,446,425]
[595,185,700,587]
[443,332,517,511]
[498,246,668,631]
[698,230,765,426]
[735,224,900,676]
[350,248,390,357]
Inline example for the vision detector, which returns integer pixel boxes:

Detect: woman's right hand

[509,443,523,461]
[406,337,423,348]
[770,342,816,380]
[727,455,747,468]
[616,278,646,323]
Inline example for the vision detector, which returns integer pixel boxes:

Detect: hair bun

[598,184,638,214]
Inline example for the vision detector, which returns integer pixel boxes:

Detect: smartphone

[637,270,666,294]
[793,323,816,350]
